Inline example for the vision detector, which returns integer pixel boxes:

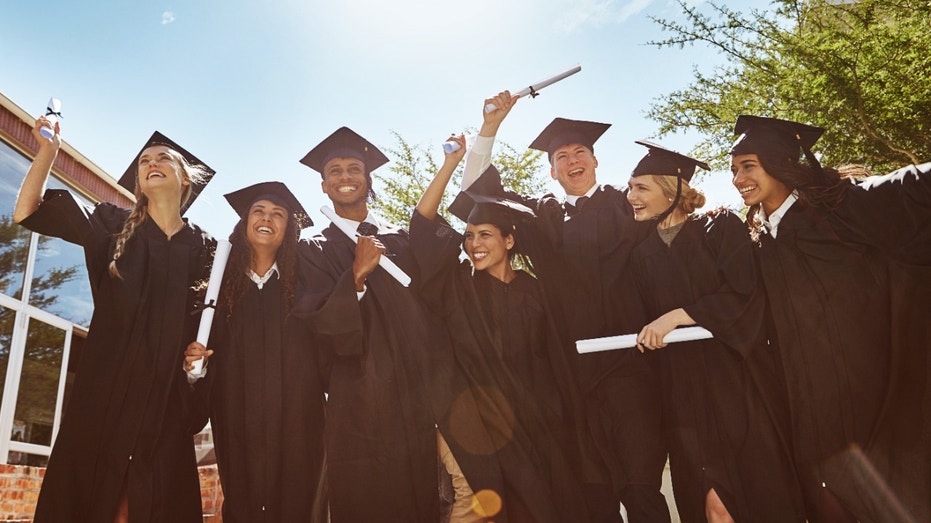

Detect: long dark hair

[746,153,850,241]
[219,213,301,317]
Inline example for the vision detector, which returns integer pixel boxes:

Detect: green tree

[372,131,549,228]
[647,0,931,173]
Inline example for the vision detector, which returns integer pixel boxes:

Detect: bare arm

[462,91,519,190]
[415,134,466,220]
[636,308,697,352]
[13,116,61,223]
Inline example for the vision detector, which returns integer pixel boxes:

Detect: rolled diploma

[39,97,62,139]
[320,205,412,287]
[484,64,582,113]
[191,239,232,375]
[576,326,714,354]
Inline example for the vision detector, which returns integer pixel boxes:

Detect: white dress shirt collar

[759,190,799,238]
[248,262,280,290]
[340,212,382,234]
[566,184,600,206]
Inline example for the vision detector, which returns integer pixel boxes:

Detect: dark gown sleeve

[835,162,931,264]
[293,238,365,357]
[408,210,467,317]
[19,189,128,279]
[681,211,765,359]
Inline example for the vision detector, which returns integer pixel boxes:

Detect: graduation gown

[756,166,931,521]
[410,210,592,522]
[21,189,211,523]
[202,267,327,523]
[629,210,804,522]
[296,224,440,523]
[467,169,668,521]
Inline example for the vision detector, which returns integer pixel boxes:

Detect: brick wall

[0,464,224,522]
[0,464,42,521]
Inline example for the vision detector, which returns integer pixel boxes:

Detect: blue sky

[1,0,771,237]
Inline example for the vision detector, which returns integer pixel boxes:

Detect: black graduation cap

[223,181,313,229]
[631,140,710,183]
[528,117,611,160]
[299,126,389,175]
[730,115,824,160]
[117,131,215,215]
[449,191,535,224]
[448,164,530,224]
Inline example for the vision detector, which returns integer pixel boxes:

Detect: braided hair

[108,147,208,278]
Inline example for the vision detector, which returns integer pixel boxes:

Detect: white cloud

[555,0,654,33]
[161,11,176,25]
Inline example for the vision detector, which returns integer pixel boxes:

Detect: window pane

[14,317,65,446]
[0,141,32,300]
[29,178,94,327]
[6,449,49,467]
[0,305,16,412]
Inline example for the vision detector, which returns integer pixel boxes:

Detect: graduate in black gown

[294,127,442,522]
[624,141,804,522]
[183,181,327,522]
[729,115,931,522]
[462,94,666,522]
[408,133,591,522]
[13,123,214,523]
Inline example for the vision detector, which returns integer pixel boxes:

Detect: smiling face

[464,223,514,277]
[245,199,289,253]
[321,157,369,211]
[627,175,672,221]
[550,143,598,196]
[730,153,792,215]
[136,145,188,202]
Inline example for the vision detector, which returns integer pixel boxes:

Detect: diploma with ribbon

[320,205,412,287]
[190,239,232,376]
[484,63,582,113]
[39,97,62,139]
[576,326,714,354]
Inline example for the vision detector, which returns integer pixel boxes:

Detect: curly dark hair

[219,213,301,317]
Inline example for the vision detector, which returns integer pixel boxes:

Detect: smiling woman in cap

[625,141,805,522]
[729,115,931,522]
[410,134,591,522]
[183,181,327,522]
[14,121,214,523]
[460,91,666,522]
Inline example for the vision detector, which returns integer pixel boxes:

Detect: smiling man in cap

[298,126,449,522]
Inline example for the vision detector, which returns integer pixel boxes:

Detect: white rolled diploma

[576,326,714,354]
[320,205,412,287]
[484,64,582,113]
[39,97,62,139]
[191,239,233,375]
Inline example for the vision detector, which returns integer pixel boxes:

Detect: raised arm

[462,90,519,190]
[14,116,61,223]
[414,134,466,220]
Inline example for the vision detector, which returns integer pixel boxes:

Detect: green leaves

[649,0,931,173]
[371,132,547,228]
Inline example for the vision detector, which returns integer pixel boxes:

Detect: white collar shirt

[248,262,280,290]
[759,190,799,238]
[566,184,600,206]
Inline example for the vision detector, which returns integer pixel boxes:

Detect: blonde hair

[653,175,706,215]
[108,148,207,278]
